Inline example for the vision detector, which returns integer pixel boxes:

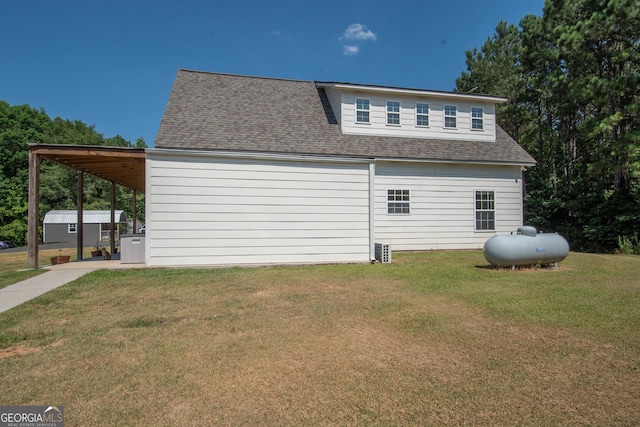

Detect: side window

[386,101,400,125]
[387,189,410,214]
[416,103,429,126]
[475,190,495,231]
[68,223,77,233]
[355,98,370,123]
[444,105,457,128]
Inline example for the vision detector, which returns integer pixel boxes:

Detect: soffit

[29,144,146,193]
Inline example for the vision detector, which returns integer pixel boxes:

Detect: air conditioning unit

[375,243,391,264]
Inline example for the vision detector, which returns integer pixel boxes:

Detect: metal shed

[43,210,128,246]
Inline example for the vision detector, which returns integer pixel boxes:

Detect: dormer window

[355,98,370,123]
[386,101,400,125]
[416,103,429,126]
[444,105,457,128]
[471,107,484,130]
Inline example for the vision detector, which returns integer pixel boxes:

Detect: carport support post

[110,181,116,255]
[27,151,40,268]
[77,171,84,261]
[132,190,137,234]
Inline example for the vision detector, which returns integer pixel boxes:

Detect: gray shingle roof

[155,69,536,165]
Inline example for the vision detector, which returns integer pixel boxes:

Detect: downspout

[521,167,527,225]
[369,161,376,263]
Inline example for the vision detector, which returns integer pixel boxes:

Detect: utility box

[375,243,391,264]
[121,234,145,264]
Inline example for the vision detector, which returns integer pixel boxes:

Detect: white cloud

[343,45,359,56]
[342,23,377,41]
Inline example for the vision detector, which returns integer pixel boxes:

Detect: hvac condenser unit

[375,243,391,264]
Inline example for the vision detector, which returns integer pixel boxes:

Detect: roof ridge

[177,68,312,84]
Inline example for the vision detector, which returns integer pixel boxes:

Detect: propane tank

[483,226,569,268]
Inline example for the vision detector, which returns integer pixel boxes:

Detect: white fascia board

[147,148,375,165]
[376,157,536,168]
[146,149,535,168]
[316,82,507,104]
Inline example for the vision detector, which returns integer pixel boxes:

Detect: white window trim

[415,102,429,127]
[471,106,484,131]
[68,223,77,234]
[355,97,371,124]
[386,100,401,126]
[444,104,457,129]
[387,188,411,215]
[474,190,496,232]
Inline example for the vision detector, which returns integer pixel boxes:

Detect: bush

[617,235,640,255]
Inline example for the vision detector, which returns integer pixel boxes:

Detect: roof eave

[316,82,508,104]
[148,147,536,168]
[374,156,536,167]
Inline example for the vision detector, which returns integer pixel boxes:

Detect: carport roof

[29,144,146,193]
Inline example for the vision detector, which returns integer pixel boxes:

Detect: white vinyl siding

[374,162,523,250]
[340,92,496,141]
[146,152,371,266]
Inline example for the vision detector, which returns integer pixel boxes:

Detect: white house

[146,69,535,267]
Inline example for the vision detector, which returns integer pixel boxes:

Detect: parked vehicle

[0,240,16,249]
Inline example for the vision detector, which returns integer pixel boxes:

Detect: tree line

[0,101,145,246]
[456,0,639,252]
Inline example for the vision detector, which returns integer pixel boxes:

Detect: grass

[0,251,639,425]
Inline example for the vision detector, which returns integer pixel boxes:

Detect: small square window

[387,101,400,125]
[68,223,77,233]
[387,189,410,214]
[444,105,457,128]
[416,103,429,126]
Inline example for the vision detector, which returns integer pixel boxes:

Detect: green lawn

[1,251,639,425]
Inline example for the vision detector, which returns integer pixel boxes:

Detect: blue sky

[2,0,544,147]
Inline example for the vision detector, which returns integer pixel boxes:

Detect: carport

[27,144,146,268]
